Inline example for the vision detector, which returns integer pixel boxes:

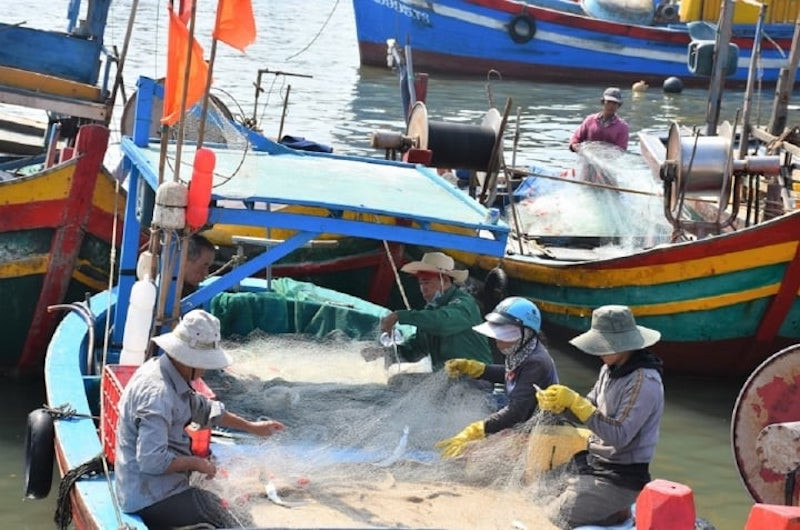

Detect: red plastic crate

[101,364,139,465]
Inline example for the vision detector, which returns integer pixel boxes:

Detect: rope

[42,403,99,421]
[382,240,411,310]
[54,455,106,530]
[283,0,341,61]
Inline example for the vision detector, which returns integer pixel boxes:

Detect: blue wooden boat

[352,0,799,86]
[36,72,510,528]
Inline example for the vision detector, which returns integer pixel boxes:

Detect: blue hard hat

[485,296,542,333]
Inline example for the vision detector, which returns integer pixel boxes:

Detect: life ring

[23,408,55,499]
[508,14,536,44]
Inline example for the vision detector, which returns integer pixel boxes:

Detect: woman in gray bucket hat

[536,305,664,528]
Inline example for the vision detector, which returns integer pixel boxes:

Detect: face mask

[428,289,443,307]
[499,339,520,356]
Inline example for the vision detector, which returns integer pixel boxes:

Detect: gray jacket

[584,357,663,465]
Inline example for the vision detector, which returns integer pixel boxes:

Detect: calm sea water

[3,0,784,528]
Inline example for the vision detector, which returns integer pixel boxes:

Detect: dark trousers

[136,487,247,529]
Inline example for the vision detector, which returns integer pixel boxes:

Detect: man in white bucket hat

[536,305,664,528]
[115,309,285,529]
[568,86,629,152]
[375,251,492,371]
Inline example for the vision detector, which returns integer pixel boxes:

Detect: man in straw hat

[377,251,492,371]
[568,86,629,152]
[435,296,558,458]
[536,305,664,528]
[115,309,285,529]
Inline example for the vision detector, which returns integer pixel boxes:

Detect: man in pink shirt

[569,87,629,152]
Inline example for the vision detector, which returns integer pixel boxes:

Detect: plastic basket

[100,364,138,465]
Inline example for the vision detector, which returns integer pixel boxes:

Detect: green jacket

[396,285,492,370]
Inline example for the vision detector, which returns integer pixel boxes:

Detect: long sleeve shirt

[115,354,225,513]
[480,339,559,434]
[570,112,629,150]
[584,355,663,466]
[396,286,492,370]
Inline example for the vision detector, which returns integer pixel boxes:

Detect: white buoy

[119,277,157,365]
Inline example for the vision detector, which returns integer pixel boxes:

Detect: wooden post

[768,17,800,136]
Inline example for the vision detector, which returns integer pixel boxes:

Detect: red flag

[213,0,256,52]
[161,8,210,126]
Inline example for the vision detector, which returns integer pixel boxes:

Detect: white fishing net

[194,332,573,529]
[514,142,672,253]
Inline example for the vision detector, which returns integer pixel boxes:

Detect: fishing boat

[363,13,800,378]
[351,0,799,87]
[0,0,132,375]
[33,61,514,526]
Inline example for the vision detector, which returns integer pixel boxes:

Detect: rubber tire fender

[508,14,536,44]
[23,408,55,499]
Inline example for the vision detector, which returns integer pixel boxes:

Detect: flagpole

[173,0,200,184]
[197,3,224,149]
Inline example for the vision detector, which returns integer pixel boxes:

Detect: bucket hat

[400,252,469,285]
[473,321,522,342]
[569,305,660,356]
[152,309,232,369]
[601,87,623,105]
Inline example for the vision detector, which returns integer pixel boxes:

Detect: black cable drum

[406,102,497,170]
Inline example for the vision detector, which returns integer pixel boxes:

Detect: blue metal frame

[115,76,509,347]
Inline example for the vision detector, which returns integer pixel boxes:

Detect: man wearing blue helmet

[435,296,559,458]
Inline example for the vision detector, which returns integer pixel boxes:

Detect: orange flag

[161,8,210,126]
[178,0,194,24]
[213,0,256,52]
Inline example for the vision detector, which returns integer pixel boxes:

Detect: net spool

[406,101,499,171]
[664,120,733,211]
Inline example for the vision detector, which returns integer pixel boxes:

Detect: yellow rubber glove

[444,358,485,379]
[434,421,485,458]
[536,384,597,423]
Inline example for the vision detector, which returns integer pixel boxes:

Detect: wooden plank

[0,88,108,122]
[0,66,102,101]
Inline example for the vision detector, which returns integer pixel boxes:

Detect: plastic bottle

[119,277,157,365]
[186,147,215,230]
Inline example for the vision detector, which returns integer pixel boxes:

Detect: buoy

[663,76,684,94]
[745,503,800,530]
[632,80,649,92]
[186,148,216,230]
[635,479,696,529]
[119,277,157,365]
[23,408,55,499]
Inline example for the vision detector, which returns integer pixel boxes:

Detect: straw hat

[473,322,522,342]
[569,305,660,356]
[400,252,469,285]
[152,310,232,369]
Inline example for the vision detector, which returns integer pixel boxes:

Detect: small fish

[263,476,307,508]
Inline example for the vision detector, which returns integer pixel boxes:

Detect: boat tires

[23,408,55,499]
[508,14,535,44]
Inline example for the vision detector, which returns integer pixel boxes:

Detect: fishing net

[194,332,573,529]
[514,142,672,253]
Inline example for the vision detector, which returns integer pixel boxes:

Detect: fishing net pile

[196,332,570,529]
[514,142,673,253]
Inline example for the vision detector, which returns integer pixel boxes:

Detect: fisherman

[435,297,559,458]
[115,310,285,529]
[569,87,629,152]
[536,305,664,528]
[183,233,216,295]
[368,251,492,371]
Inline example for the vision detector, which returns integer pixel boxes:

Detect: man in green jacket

[379,252,492,370]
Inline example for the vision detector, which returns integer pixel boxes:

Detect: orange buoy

[636,479,695,529]
[186,147,215,230]
[745,504,800,530]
